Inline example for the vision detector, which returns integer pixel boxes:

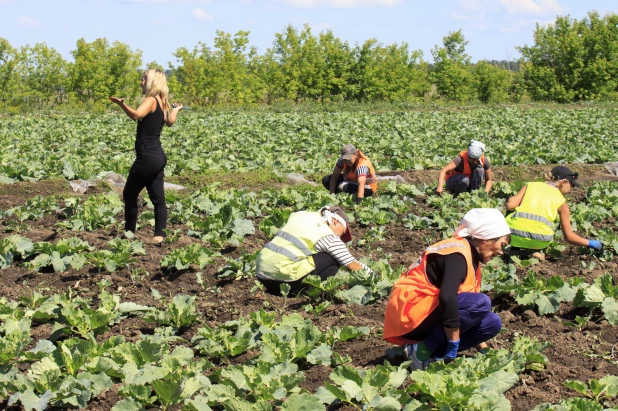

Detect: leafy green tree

[173,31,266,105]
[508,69,527,102]
[253,48,285,104]
[273,24,327,101]
[0,38,20,107]
[430,30,476,102]
[353,39,429,101]
[519,11,618,101]
[473,61,511,104]
[69,38,142,104]
[172,43,212,106]
[318,30,356,101]
[16,43,69,107]
[211,30,265,104]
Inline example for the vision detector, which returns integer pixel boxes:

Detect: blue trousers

[445,168,485,194]
[404,292,501,357]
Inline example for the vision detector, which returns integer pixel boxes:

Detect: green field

[0,105,617,411]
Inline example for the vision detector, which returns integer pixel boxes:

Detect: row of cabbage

[3,180,618,255]
[4,284,613,411]
[2,107,618,183]
[1,180,618,409]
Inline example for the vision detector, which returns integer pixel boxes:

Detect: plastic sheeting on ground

[69,172,186,194]
[604,162,618,176]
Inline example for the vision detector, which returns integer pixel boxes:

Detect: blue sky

[1,0,617,66]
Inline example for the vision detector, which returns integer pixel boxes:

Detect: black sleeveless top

[135,97,165,155]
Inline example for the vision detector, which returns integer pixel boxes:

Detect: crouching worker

[506,166,603,261]
[256,206,372,294]
[383,208,510,370]
[437,140,493,195]
[322,144,378,204]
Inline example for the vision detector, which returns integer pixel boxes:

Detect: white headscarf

[320,206,347,228]
[453,208,510,240]
[468,140,486,159]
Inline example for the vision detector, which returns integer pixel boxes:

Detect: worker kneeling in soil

[505,166,603,261]
[322,144,378,204]
[256,206,372,294]
[383,208,510,371]
[436,140,493,195]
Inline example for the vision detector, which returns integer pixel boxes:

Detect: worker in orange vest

[436,140,493,195]
[383,208,510,370]
[322,144,378,204]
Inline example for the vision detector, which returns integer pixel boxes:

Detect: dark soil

[1,164,617,411]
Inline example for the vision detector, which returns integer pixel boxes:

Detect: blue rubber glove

[443,339,460,363]
[587,239,603,251]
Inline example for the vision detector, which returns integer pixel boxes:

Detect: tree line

[0,10,616,112]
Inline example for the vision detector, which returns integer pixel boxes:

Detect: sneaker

[403,343,431,371]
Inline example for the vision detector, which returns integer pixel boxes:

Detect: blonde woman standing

[109,69,184,244]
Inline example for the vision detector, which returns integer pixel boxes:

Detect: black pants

[322,174,375,197]
[259,252,340,294]
[501,246,539,263]
[123,152,167,237]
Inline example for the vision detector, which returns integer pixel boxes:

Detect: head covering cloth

[319,206,352,243]
[467,140,486,159]
[453,208,510,240]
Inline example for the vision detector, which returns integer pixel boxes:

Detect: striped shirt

[315,235,372,273]
[336,157,371,178]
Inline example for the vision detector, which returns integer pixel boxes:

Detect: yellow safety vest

[256,211,335,281]
[506,182,565,250]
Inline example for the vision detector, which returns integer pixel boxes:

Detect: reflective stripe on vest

[506,182,565,250]
[511,212,554,228]
[509,229,554,242]
[264,241,303,262]
[256,211,335,281]
[383,237,480,346]
[275,231,313,256]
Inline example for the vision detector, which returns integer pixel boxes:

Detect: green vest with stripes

[256,211,335,281]
[506,182,565,250]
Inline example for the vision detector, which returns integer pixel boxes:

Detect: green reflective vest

[506,182,565,250]
[256,211,335,281]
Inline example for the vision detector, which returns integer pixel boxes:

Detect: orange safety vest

[446,150,485,180]
[341,150,378,192]
[383,237,481,346]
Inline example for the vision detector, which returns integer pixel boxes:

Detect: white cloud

[280,0,401,9]
[500,0,562,15]
[115,0,214,3]
[17,16,40,27]
[313,22,335,31]
[459,0,483,11]
[458,0,500,12]
[499,18,532,33]
[192,8,214,21]
[451,12,485,21]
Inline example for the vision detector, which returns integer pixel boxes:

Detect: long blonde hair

[142,69,170,121]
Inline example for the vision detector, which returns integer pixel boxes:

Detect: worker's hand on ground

[587,239,603,250]
[347,261,364,271]
[436,186,443,196]
[354,196,363,204]
[443,339,460,363]
[476,342,488,355]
